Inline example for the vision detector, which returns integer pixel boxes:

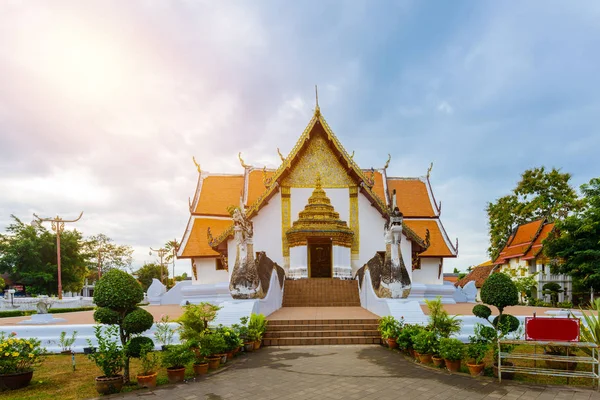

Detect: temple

[175,103,459,314]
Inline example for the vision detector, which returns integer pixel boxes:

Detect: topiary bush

[480,273,519,314]
[126,336,154,358]
[93,269,154,382]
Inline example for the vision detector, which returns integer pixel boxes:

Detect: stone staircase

[282,279,361,307]
[263,318,381,346]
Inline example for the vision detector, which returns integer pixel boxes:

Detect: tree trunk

[120,326,130,383]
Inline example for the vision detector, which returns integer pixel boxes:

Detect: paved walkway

[109,346,600,400]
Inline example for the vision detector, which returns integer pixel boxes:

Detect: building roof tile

[387,179,436,217]
[403,219,456,257]
[494,219,546,264]
[194,175,244,216]
[455,264,495,288]
[180,217,233,258]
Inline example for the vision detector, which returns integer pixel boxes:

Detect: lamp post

[97,247,105,280]
[33,211,83,300]
[149,247,168,286]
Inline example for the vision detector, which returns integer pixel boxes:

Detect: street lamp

[149,247,168,286]
[33,211,83,300]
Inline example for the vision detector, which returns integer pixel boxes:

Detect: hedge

[49,306,96,314]
[0,307,95,318]
[0,310,36,318]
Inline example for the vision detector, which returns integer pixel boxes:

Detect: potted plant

[136,343,159,388]
[154,315,175,350]
[87,325,125,395]
[161,343,194,383]
[58,331,77,354]
[412,330,437,364]
[177,303,221,348]
[248,313,268,350]
[438,338,464,372]
[465,339,488,376]
[397,324,420,355]
[216,325,242,360]
[0,332,45,391]
[378,316,403,349]
[199,332,227,370]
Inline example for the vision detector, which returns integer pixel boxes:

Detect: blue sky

[0,1,599,275]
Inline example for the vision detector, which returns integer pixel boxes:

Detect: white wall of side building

[400,230,414,282]
[356,193,386,272]
[227,238,236,283]
[412,257,442,285]
[193,257,229,285]
[290,188,349,222]
[252,192,283,265]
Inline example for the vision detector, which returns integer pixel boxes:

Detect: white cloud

[437,101,454,115]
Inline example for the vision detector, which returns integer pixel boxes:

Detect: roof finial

[192,156,201,173]
[427,162,434,178]
[238,152,249,169]
[315,172,322,189]
[314,85,320,116]
[277,147,285,162]
[384,154,391,169]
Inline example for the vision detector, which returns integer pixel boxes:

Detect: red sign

[525,317,580,342]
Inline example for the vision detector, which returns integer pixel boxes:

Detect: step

[264,329,380,339]
[282,302,361,307]
[263,337,382,346]
[267,323,378,331]
[268,318,378,326]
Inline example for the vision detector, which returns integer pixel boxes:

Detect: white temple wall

[290,188,349,222]
[227,238,236,282]
[193,257,229,285]
[401,232,413,282]
[412,258,442,285]
[356,193,386,272]
[252,192,283,265]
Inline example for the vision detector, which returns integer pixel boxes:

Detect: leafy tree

[164,239,179,289]
[514,273,538,302]
[487,167,581,259]
[84,234,134,280]
[175,272,188,282]
[135,263,164,292]
[0,275,5,290]
[542,282,563,306]
[93,269,153,382]
[0,216,88,295]
[544,178,600,291]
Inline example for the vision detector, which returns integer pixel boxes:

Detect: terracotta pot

[467,362,485,376]
[244,342,254,352]
[444,359,461,372]
[409,349,416,358]
[215,353,227,364]
[386,338,398,349]
[95,375,124,395]
[414,351,421,362]
[0,370,34,391]
[166,367,186,384]
[136,372,158,388]
[193,363,209,376]
[493,362,514,379]
[226,350,235,360]
[432,356,445,368]
[207,356,221,370]
[418,353,433,364]
[253,340,262,350]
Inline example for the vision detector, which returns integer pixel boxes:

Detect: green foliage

[545,177,600,290]
[576,298,600,356]
[134,263,164,292]
[58,331,77,352]
[94,269,143,311]
[122,308,154,335]
[177,302,221,344]
[542,282,563,306]
[216,325,242,351]
[397,324,421,351]
[49,306,95,314]
[466,340,489,364]
[557,301,573,308]
[438,338,464,361]
[486,167,581,259]
[138,344,159,375]
[94,307,121,325]
[514,274,539,300]
[83,234,134,281]
[154,315,175,346]
[87,325,124,377]
[0,275,4,290]
[0,310,36,318]
[160,343,194,369]
[412,330,437,354]
[425,297,461,338]
[492,314,520,334]
[126,336,154,358]
[480,273,519,314]
[472,304,492,320]
[198,331,228,356]
[378,316,403,340]
[0,215,89,295]
[248,313,268,340]
[0,332,45,374]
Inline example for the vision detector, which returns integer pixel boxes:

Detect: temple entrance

[308,241,332,278]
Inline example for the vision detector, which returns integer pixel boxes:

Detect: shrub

[49,307,95,314]
[93,269,154,382]
[58,331,77,352]
[412,330,437,354]
[558,301,573,308]
[472,304,492,320]
[199,331,228,356]
[216,325,242,351]
[378,316,403,340]
[480,273,519,314]
[87,325,124,378]
[138,344,159,375]
[127,336,154,358]
[0,332,45,374]
[248,313,268,340]
[397,324,422,351]
[177,302,221,344]
[425,297,461,339]
[438,338,464,361]
[154,315,175,347]
[0,310,36,318]
[161,344,194,369]
[466,340,488,365]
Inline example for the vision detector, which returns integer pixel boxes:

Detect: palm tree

[164,239,180,289]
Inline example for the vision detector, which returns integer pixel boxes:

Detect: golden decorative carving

[350,150,355,159]
[282,132,355,188]
[277,148,285,162]
[384,154,391,169]
[192,260,198,280]
[281,186,291,261]
[427,162,433,178]
[262,166,272,187]
[286,175,354,248]
[349,186,359,256]
[192,156,201,173]
[238,152,250,169]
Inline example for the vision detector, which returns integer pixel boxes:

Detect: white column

[333,246,352,279]
[289,246,308,279]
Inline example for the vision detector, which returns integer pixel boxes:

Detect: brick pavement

[109,346,600,400]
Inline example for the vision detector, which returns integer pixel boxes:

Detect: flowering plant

[0,332,45,374]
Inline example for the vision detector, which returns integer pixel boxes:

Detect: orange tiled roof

[455,264,495,288]
[387,179,436,217]
[495,219,545,263]
[361,170,386,203]
[194,175,244,216]
[180,218,232,258]
[403,219,455,257]
[246,169,274,207]
[523,222,555,260]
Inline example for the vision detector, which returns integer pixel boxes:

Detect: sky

[1,0,599,277]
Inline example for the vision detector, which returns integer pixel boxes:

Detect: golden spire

[238,152,250,169]
[277,147,285,162]
[314,85,320,116]
[384,154,391,169]
[427,162,434,178]
[192,156,201,173]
